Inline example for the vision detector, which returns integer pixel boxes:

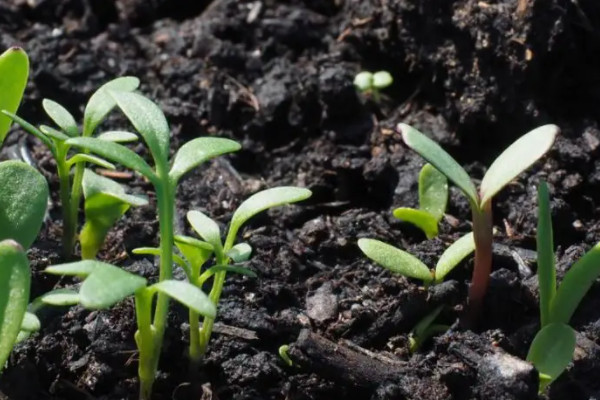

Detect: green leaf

[480,125,558,205]
[66,154,115,170]
[45,260,100,277]
[109,90,170,164]
[0,161,49,248]
[39,125,70,142]
[187,210,223,251]
[82,169,147,206]
[169,137,241,183]
[357,238,433,282]
[399,123,479,206]
[527,323,575,390]
[66,137,156,182]
[0,240,30,373]
[226,187,312,248]
[132,247,190,276]
[79,262,147,309]
[537,181,555,327]
[96,131,138,143]
[174,235,213,273]
[372,71,393,89]
[21,312,40,332]
[2,111,53,150]
[353,71,373,91]
[392,208,439,239]
[412,305,444,339]
[151,280,216,318]
[0,47,29,145]
[550,242,600,325]
[419,163,448,221]
[38,288,80,307]
[198,264,257,285]
[434,232,475,282]
[42,99,78,136]
[226,243,252,263]
[83,76,140,136]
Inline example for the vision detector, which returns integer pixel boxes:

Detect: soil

[2,0,600,399]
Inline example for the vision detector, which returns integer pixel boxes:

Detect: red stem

[467,201,493,321]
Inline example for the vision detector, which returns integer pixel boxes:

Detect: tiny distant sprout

[353,70,393,102]
[394,163,448,239]
[41,260,215,400]
[398,123,558,319]
[358,231,475,286]
[278,344,294,367]
[527,181,600,390]
[0,240,31,374]
[408,305,449,353]
[79,169,148,259]
[2,77,140,257]
[183,187,312,368]
[0,46,29,146]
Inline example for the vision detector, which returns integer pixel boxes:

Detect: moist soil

[2,0,600,399]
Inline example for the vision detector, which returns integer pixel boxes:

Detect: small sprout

[408,305,449,353]
[358,232,474,285]
[0,47,28,146]
[353,70,393,102]
[0,240,31,373]
[393,163,448,238]
[279,344,294,367]
[0,161,49,249]
[399,123,558,318]
[80,169,148,259]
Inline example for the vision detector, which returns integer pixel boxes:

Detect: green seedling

[80,169,148,259]
[398,123,558,318]
[0,240,31,374]
[278,344,294,367]
[353,70,393,102]
[394,163,448,238]
[359,232,475,285]
[0,47,28,146]
[183,186,311,366]
[3,77,140,257]
[41,260,215,399]
[526,181,600,389]
[408,305,449,353]
[0,161,49,249]
[62,88,242,398]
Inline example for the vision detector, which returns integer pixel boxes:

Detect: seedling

[41,260,215,400]
[3,77,140,257]
[0,160,49,249]
[80,169,148,259]
[353,70,393,102]
[394,163,448,238]
[527,181,600,389]
[184,187,311,366]
[408,305,449,353]
[278,344,294,367]
[0,47,28,146]
[398,123,558,317]
[358,231,475,285]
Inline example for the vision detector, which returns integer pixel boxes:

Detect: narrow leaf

[187,210,223,251]
[67,154,115,170]
[480,125,558,205]
[419,163,448,221]
[42,99,78,136]
[198,264,257,285]
[169,137,241,183]
[174,235,213,272]
[132,247,189,275]
[398,123,478,206]
[39,125,70,142]
[97,130,138,143]
[226,243,252,263]
[434,232,475,282]
[21,312,40,332]
[358,238,433,282]
[392,208,439,239]
[79,263,147,309]
[412,305,444,338]
[0,47,29,145]
[537,181,555,327]
[2,111,53,148]
[527,323,575,389]
[151,280,216,318]
[39,289,80,307]
[45,260,100,277]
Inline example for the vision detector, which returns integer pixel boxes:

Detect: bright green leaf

[372,71,393,89]
[392,208,439,239]
[537,181,555,327]
[353,71,373,91]
[198,264,257,285]
[0,161,49,249]
[97,131,138,143]
[151,280,216,318]
[82,169,147,206]
[169,137,241,183]
[399,123,479,206]
[66,154,115,170]
[39,125,70,142]
[358,238,433,282]
[434,232,475,282]
[42,99,78,136]
[39,288,80,307]
[174,235,213,273]
[0,47,29,145]
[21,312,40,332]
[79,262,147,309]
[45,260,100,277]
[187,210,223,251]
[2,111,53,149]
[226,243,252,263]
[527,323,575,390]
[480,125,558,205]
[419,163,448,221]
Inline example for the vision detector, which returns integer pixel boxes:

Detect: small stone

[306,282,338,322]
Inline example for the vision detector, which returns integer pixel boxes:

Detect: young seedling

[408,305,449,353]
[394,163,448,239]
[62,88,242,397]
[41,260,215,400]
[398,123,558,318]
[0,46,28,146]
[358,231,475,285]
[527,181,600,389]
[353,70,393,102]
[80,169,148,259]
[0,160,49,249]
[3,77,140,257]
[184,186,312,366]
[0,240,31,374]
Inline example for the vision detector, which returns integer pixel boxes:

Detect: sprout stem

[467,201,493,321]
[134,289,155,400]
[56,147,75,258]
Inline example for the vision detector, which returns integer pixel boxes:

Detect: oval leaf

[0,161,49,248]
[358,238,433,282]
[42,99,78,136]
[226,243,252,263]
[0,240,30,372]
[0,47,29,145]
[353,71,373,91]
[373,71,393,89]
[169,137,241,183]
[79,262,147,309]
[45,260,101,277]
[83,169,148,206]
[398,123,478,206]
[21,312,40,332]
[434,232,475,282]
[527,323,575,389]
[187,210,223,251]
[419,163,448,221]
[97,130,138,143]
[392,208,439,239]
[480,125,558,205]
[39,288,80,307]
[151,280,216,318]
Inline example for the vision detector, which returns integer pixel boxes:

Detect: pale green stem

[134,289,155,400]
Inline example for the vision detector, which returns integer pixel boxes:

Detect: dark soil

[2,0,600,399]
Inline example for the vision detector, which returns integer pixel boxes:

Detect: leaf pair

[393,163,448,238]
